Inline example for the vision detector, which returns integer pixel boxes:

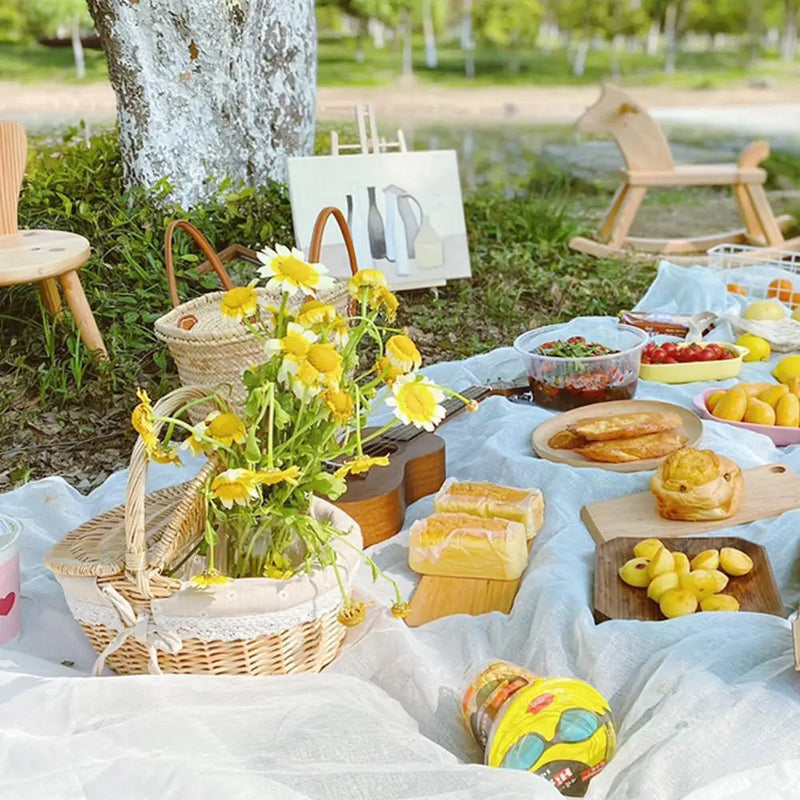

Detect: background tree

[27,0,93,78]
[472,0,542,73]
[0,0,26,43]
[86,0,317,209]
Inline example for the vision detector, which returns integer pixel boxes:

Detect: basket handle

[307,206,360,277]
[123,385,217,597]
[164,220,236,308]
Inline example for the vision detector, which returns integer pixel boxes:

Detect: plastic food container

[693,388,800,447]
[514,319,648,411]
[0,515,21,645]
[640,345,748,384]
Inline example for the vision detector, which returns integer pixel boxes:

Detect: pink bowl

[693,388,800,447]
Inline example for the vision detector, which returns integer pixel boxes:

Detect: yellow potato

[647,571,680,602]
[633,538,664,560]
[707,390,726,413]
[679,569,718,600]
[713,387,747,422]
[738,382,774,398]
[719,547,754,577]
[619,557,651,588]
[660,588,699,619]
[673,552,690,577]
[757,384,789,409]
[710,569,729,593]
[647,546,675,580]
[776,393,800,427]
[690,549,719,571]
[744,398,776,426]
[700,595,740,612]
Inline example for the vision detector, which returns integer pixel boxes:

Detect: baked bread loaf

[575,431,687,463]
[433,480,544,539]
[408,513,528,580]
[650,447,744,521]
[570,411,682,442]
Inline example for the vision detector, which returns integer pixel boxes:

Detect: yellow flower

[257,244,334,297]
[190,569,231,588]
[386,334,422,372]
[348,269,386,298]
[467,399,479,413]
[375,356,405,386]
[297,299,336,327]
[263,552,295,580]
[210,469,261,508]
[220,285,258,319]
[182,422,208,456]
[287,343,344,398]
[254,465,301,486]
[372,286,398,320]
[330,317,350,347]
[265,321,317,357]
[323,387,354,425]
[337,600,366,627]
[386,374,446,432]
[206,412,247,446]
[334,454,390,480]
[131,388,182,465]
[391,601,411,619]
[149,445,182,465]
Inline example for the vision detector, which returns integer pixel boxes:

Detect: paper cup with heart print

[0,515,21,645]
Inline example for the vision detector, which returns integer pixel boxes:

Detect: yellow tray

[639,345,748,384]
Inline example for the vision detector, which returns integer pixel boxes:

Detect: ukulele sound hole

[363,442,399,458]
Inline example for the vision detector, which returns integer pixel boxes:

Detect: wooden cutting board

[581,463,800,544]
[404,540,534,627]
[594,536,784,622]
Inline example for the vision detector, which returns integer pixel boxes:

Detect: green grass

[0,42,108,83]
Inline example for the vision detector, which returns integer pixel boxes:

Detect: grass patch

[0,42,108,83]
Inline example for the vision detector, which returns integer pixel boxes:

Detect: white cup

[0,515,21,645]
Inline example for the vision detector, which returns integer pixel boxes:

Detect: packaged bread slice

[408,513,528,580]
[569,411,682,442]
[433,480,544,539]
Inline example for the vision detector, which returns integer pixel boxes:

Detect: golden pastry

[570,411,682,442]
[574,431,687,463]
[547,429,588,450]
[650,447,744,521]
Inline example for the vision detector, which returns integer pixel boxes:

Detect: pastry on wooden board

[574,431,688,463]
[650,447,744,520]
[569,411,682,442]
[547,429,588,450]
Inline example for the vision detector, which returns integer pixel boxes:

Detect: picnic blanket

[2,262,800,800]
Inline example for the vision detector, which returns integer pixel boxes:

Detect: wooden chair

[569,85,798,262]
[0,120,107,357]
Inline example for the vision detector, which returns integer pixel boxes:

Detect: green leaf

[307,472,347,500]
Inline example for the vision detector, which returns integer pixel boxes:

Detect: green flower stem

[266,383,274,469]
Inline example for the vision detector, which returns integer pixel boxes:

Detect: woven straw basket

[154,208,359,420]
[44,386,362,676]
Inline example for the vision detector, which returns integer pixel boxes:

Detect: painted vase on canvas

[366,186,387,260]
[414,215,444,269]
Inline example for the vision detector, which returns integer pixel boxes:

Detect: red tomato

[664,356,678,364]
[662,342,678,355]
[649,347,666,363]
[698,348,717,361]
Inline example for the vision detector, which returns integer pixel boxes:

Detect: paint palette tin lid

[0,515,20,554]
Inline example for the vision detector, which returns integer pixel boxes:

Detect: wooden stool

[0,121,107,357]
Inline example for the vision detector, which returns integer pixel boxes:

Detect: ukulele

[333,381,528,548]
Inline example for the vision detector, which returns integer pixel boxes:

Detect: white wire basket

[707,244,800,307]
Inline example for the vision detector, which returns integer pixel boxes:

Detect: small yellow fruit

[738,382,773,398]
[619,557,651,588]
[633,538,664,560]
[679,569,718,600]
[736,334,771,362]
[744,300,786,321]
[719,547,754,576]
[647,571,680,602]
[710,569,729,593]
[690,549,719,571]
[700,594,740,612]
[776,393,800,427]
[706,390,726,412]
[712,387,748,422]
[744,397,776,426]
[647,546,675,580]
[673,552,690,577]
[774,355,800,385]
[786,376,800,398]
[757,384,789,409]
[660,588,699,618]
[793,307,800,322]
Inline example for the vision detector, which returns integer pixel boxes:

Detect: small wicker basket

[154,208,359,420]
[44,386,362,676]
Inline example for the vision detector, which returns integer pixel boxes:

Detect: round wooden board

[531,399,703,473]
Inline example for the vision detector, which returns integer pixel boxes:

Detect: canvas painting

[287,150,471,290]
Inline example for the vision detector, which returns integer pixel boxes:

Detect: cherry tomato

[662,342,677,355]
[699,348,717,361]
[649,347,666,363]
[664,356,678,364]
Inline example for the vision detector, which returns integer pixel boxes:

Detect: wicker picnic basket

[154,207,359,420]
[44,385,362,676]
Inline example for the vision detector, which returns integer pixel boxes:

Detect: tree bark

[663,3,677,74]
[461,0,475,79]
[422,0,438,69]
[782,0,798,60]
[86,0,317,209]
[71,16,86,79]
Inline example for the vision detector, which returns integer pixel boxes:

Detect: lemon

[736,334,770,362]
[793,307,800,322]
[773,355,800,385]
[743,300,786,321]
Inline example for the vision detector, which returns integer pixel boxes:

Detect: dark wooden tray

[594,536,785,623]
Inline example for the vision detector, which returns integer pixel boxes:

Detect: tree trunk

[71,16,86,80]
[422,0,438,68]
[400,11,414,81]
[461,0,475,79]
[663,3,677,74]
[783,1,798,60]
[646,21,660,56]
[86,0,317,209]
[573,40,589,77]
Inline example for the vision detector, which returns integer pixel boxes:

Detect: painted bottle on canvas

[414,215,444,269]
[383,185,422,276]
[346,186,374,271]
[366,186,386,260]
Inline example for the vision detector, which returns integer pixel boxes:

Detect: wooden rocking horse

[568,85,798,263]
